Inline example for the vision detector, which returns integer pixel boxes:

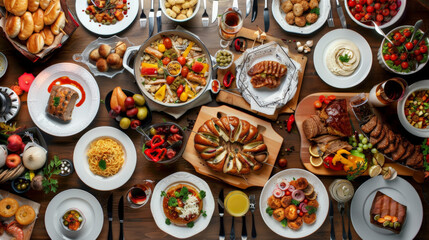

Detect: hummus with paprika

[326,40,360,76]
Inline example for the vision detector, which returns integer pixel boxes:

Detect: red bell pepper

[287,114,295,133]
[177,85,184,97]
[223,71,235,88]
[141,67,158,76]
[150,135,164,148]
[144,148,167,162]
[192,62,204,73]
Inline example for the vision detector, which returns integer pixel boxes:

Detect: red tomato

[318,95,326,102]
[177,56,186,66]
[394,40,402,46]
[400,52,407,61]
[176,85,184,97]
[356,0,366,5]
[162,57,171,65]
[327,95,336,101]
[420,45,428,54]
[394,60,401,66]
[166,76,175,85]
[286,191,291,196]
[348,0,356,7]
[380,0,386,3]
[299,212,304,217]
[393,32,402,41]
[420,40,427,46]
[367,0,373,4]
[367,5,374,13]
[403,28,411,38]
[355,4,363,12]
[413,39,419,45]
[399,36,406,43]
[414,49,421,56]
[364,13,372,20]
[314,100,322,109]
[405,42,414,50]
[416,54,424,62]
[382,8,390,16]
[384,54,390,60]
[354,13,362,20]
[181,66,189,77]
[324,98,331,105]
[192,62,204,73]
[376,14,383,22]
[390,54,398,61]
[401,61,409,69]
[389,3,397,10]
[304,199,308,204]
[390,10,397,16]
[374,3,381,10]
[387,42,392,48]
[163,37,172,49]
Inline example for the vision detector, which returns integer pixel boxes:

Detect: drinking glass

[218,7,243,48]
[224,190,249,217]
[126,180,154,208]
[368,77,408,107]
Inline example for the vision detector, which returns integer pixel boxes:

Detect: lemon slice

[372,152,385,167]
[310,156,323,167]
[309,145,320,157]
[369,165,382,178]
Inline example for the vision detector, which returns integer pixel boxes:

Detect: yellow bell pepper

[332,150,352,168]
[155,85,166,101]
[184,85,195,99]
[201,63,209,74]
[182,42,194,58]
[332,149,367,175]
[141,63,158,69]
[158,43,166,52]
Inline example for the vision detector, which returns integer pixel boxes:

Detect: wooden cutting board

[215,27,307,120]
[0,190,41,240]
[295,92,425,183]
[182,105,283,189]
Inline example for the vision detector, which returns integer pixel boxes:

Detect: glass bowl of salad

[397,80,429,138]
[377,25,429,75]
[60,208,86,232]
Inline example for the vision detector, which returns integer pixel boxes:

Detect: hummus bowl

[313,29,372,89]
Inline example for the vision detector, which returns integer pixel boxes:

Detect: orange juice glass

[224,190,249,217]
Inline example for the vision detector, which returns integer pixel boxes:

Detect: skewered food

[194,116,268,176]
[248,61,287,89]
[45,85,79,121]
[370,191,406,234]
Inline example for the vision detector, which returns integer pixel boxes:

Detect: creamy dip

[326,40,360,76]
[329,179,354,203]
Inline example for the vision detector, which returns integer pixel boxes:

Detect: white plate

[27,63,100,137]
[75,0,139,36]
[45,189,103,240]
[313,29,372,89]
[73,126,137,191]
[150,172,215,239]
[259,168,329,239]
[350,176,423,240]
[397,80,429,138]
[272,0,330,35]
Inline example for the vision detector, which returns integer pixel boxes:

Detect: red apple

[130,120,141,130]
[7,134,23,153]
[6,154,21,168]
[126,108,138,117]
[278,158,288,168]
[124,97,135,109]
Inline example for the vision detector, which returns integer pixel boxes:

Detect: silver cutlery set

[107,193,125,240]
[328,0,347,28]
[330,199,353,240]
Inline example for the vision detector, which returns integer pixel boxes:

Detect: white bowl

[397,80,429,138]
[214,49,234,70]
[0,52,7,79]
[60,208,86,232]
[344,0,406,29]
[161,0,200,22]
[377,25,429,75]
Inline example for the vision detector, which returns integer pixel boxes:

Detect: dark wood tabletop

[1,0,429,239]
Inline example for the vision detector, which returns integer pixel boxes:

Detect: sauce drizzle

[47,76,86,107]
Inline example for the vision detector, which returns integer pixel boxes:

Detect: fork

[346,202,352,240]
[140,0,147,28]
[327,5,334,27]
[249,195,256,239]
[338,202,347,240]
[202,0,209,27]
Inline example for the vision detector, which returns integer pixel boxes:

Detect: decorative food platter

[150,172,214,239]
[73,126,137,191]
[183,105,283,189]
[295,92,424,183]
[27,63,100,137]
[350,176,423,240]
[259,169,329,239]
[44,189,104,240]
[0,190,41,240]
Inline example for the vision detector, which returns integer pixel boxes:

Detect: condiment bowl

[0,52,7,79]
[60,208,86,232]
[215,49,234,70]
[161,0,200,23]
[11,177,31,194]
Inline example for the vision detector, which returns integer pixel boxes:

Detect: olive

[90,15,94,19]
[150,127,157,136]
[112,19,117,24]
[389,222,394,228]
[17,185,22,190]
[383,221,391,227]
[123,6,128,11]
[85,10,90,14]
[106,21,111,25]
[373,215,380,221]
[393,222,400,229]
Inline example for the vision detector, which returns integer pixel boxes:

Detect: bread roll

[98,44,112,58]
[28,0,40,12]
[39,0,50,9]
[43,0,60,25]
[51,11,65,35]
[4,0,28,16]
[107,53,122,69]
[32,9,44,33]
[27,33,45,54]
[110,59,123,70]
[40,26,54,46]
[89,49,100,61]
[96,58,109,72]
[115,41,127,57]
[5,15,21,38]
[19,12,35,41]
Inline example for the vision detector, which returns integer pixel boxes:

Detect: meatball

[281,196,292,208]
[285,205,298,221]
[309,0,319,9]
[267,195,282,209]
[288,217,303,230]
[281,0,293,13]
[293,3,304,16]
[291,0,302,4]
[295,16,306,27]
[301,1,309,11]
[273,208,286,222]
[303,213,317,225]
[306,13,319,24]
[285,12,295,25]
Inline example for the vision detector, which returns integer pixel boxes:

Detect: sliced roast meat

[370,118,384,137]
[370,127,386,146]
[377,126,390,150]
[400,141,415,161]
[361,116,377,133]
[391,139,406,161]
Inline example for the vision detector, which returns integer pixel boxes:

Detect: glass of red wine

[126,180,154,208]
[218,7,243,48]
[368,77,408,107]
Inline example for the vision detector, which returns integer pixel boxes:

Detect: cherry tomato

[299,212,304,217]
[367,6,374,13]
[314,100,322,109]
[414,49,421,56]
[278,158,287,168]
[166,76,175,85]
[356,0,366,5]
[286,191,291,196]
[163,37,172,49]
[176,85,184,97]
[416,54,424,62]
[327,95,336,101]
[390,54,398,61]
[376,14,383,22]
[389,3,397,10]
[399,36,406,43]
[181,66,189,77]
[393,32,401,41]
[324,98,331,105]
[403,28,411,38]
[364,13,372,20]
[383,54,390,60]
[348,0,356,7]
[401,61,409,69]
[387,42,393,48]
[162,57,171,65]
[355,4,363,12]
[354,13,362,20]
[400,52,408,61]
[390,10,397,16]
[382,8,390,16]
[374,3,381,10]
[380,0,386,3]
[420,40,427,46]
[192,62,204,73]
[405,42,414,50]
[394,40,402,46]
[177,56,186,66]
[394,60,401,66]
[413,39,419,45]
[367,0,373,4]
[420,45,428,54]
[318,95,326,102]
[304,199,308,204]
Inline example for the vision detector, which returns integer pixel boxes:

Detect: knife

[218,189,225,240]
[263,0,269,32]
[251,0,258,22]
[336,0,347,28]
[119,196,124,240]
[157,0,162,32]
[246,0,251,18]
[330,199,336,240]
[241,215,247,240]
[107,193,113,240]
[211,0,218,24]
[149,0,155,37]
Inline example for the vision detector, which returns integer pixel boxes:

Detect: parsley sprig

[42,155,62,194]
[339,54,350,63]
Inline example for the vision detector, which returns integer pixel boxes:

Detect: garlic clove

[306,40,314,48]
[304,46,311,53]
[297,46,304,52]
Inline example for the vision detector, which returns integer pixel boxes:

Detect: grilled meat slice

[303,115,328,139]
[400,141,415,161]
[370,191,406,234]
[319,99,353,137]
[391,138,406,161]
[46,85,79,121]
[377,126,390,150]
[406,146,423,168]
[361,116,378,133]
[370,127,386,146]
[370,117,384,137]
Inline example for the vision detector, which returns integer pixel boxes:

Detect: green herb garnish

[339,54,350,63]
[165,218,171,225]
[98,159,106,170]
[187,221,194,228]
[174,191,180,197]
[42,155,62,194]
[199,190,206,199]
[305,205,318,215]
[161,191,167,197]
[266,206,273,216]
[281,219,287,228]
[310,7,320,15]
[291,199,300,206]
[201,210,207,217]
[53,97,60,107]
[168,197,178,207]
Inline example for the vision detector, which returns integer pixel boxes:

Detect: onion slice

[292,189,305,202]
[299,203,308,213]
[273,188,285,198]
[288,185,296,192]
[278,180,290,191]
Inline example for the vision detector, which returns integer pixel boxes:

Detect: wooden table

[1,0,429,239]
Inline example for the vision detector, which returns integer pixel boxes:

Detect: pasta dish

[87,138,124,177]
